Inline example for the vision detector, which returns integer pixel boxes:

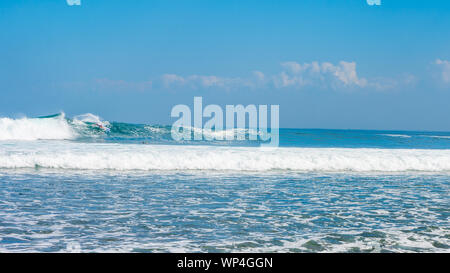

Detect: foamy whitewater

[1,142,450,172]
[0,114,75,141]
[0,113,449,252]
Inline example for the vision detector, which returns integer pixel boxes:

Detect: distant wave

[380,134,412,138]
[0,112,264,142]
[381,134,450,140]
[426,135,450,139]
[380,134,450,140]
[1,143,449,172]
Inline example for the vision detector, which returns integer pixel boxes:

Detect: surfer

[95,123,110,132]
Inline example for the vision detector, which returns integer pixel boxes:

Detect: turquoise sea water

[0,114,449,252]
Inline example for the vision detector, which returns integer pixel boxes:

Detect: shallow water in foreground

[0,115,449,252]
[0,170,448,252]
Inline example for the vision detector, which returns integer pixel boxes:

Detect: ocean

[0,113,449,252]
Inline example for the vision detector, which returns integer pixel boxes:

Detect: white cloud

[94,78,152,91]
[160,73,259,90]
[186,75,231,88]
[274,61,367,88]
[435,59,450,83]
[368,74,416,91]
[329,61,368,86]
[161,74,185,87]
[161,61,369,91]
[252,71,265,81]
[161,74,238,89]
[84,60,416,92]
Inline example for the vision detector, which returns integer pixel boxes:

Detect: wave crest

[0,113,76,141]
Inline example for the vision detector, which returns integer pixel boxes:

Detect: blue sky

[0,0,449,130]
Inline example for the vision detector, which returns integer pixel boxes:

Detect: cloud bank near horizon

[60,59,449,92]
[159,61,380,91]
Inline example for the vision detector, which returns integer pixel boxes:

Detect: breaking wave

[0,142,449,172]
[0,113,76,141]
[0,112,263,143]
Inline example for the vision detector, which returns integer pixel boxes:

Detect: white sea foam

[428,135,450,139]
[185,126,262,140]
[381,134,412,138]
[0,114,76,141]
[1,142,450,172]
